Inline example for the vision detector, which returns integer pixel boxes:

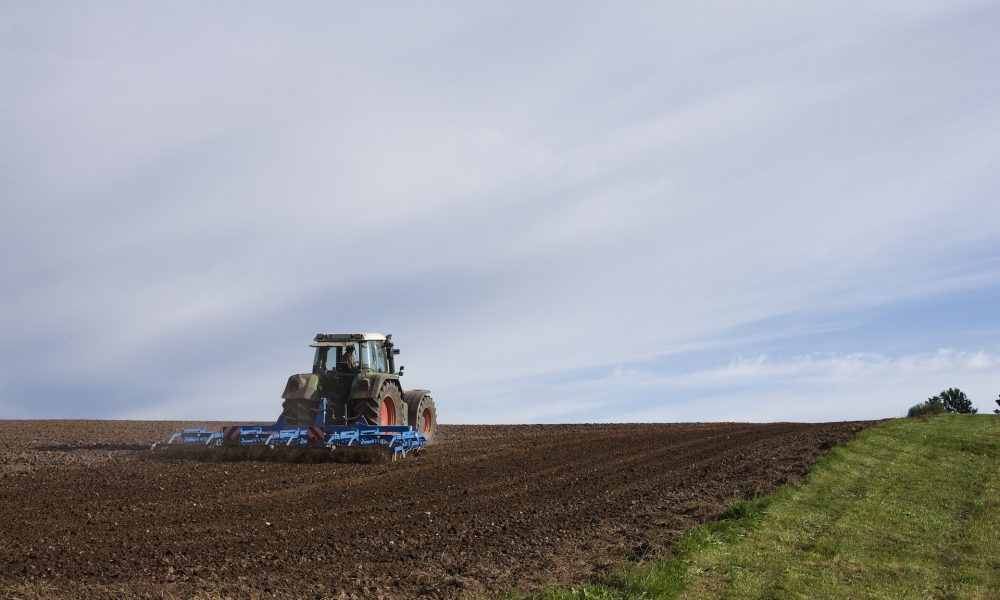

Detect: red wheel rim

[421,407,433,434]
[380,397,396,426]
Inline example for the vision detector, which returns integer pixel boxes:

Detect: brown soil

[0,420,868,599]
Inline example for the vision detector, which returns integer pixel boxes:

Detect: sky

[1,1,998,423]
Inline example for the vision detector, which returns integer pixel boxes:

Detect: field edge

[493,414,1000,600]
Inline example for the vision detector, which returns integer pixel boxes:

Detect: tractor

[154,332,436,461]
[281,332,437,439]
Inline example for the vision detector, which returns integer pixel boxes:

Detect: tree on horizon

[929,388,977,414]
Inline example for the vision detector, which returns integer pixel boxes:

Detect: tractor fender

[349,373,401,401]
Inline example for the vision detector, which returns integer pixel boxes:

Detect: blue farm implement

[153,400,427,463]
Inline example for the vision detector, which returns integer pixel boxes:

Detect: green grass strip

[497,415,1000,600]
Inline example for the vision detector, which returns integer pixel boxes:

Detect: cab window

[374,342,387,372]
[314,346,348,372]
[361,340,388,372]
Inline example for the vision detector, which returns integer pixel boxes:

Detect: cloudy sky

[2,1,998,423]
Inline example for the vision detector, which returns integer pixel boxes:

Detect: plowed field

[0,420,867,599]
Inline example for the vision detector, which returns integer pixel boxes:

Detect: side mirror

[398,365,405,377]
[393,348,400,355]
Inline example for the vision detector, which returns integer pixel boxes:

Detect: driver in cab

[339,344,358,370]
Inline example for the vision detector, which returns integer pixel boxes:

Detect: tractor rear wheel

[352,382,404,426]
[404,391,437,443]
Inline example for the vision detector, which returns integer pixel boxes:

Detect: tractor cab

[310,333,400,375]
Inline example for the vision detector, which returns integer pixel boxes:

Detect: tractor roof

[310,333,387,347]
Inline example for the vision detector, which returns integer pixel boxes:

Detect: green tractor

[278,333,437,442]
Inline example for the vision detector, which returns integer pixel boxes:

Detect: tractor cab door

[359,340,389,373]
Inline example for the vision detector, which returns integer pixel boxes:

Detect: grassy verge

[498,415,1000,600]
